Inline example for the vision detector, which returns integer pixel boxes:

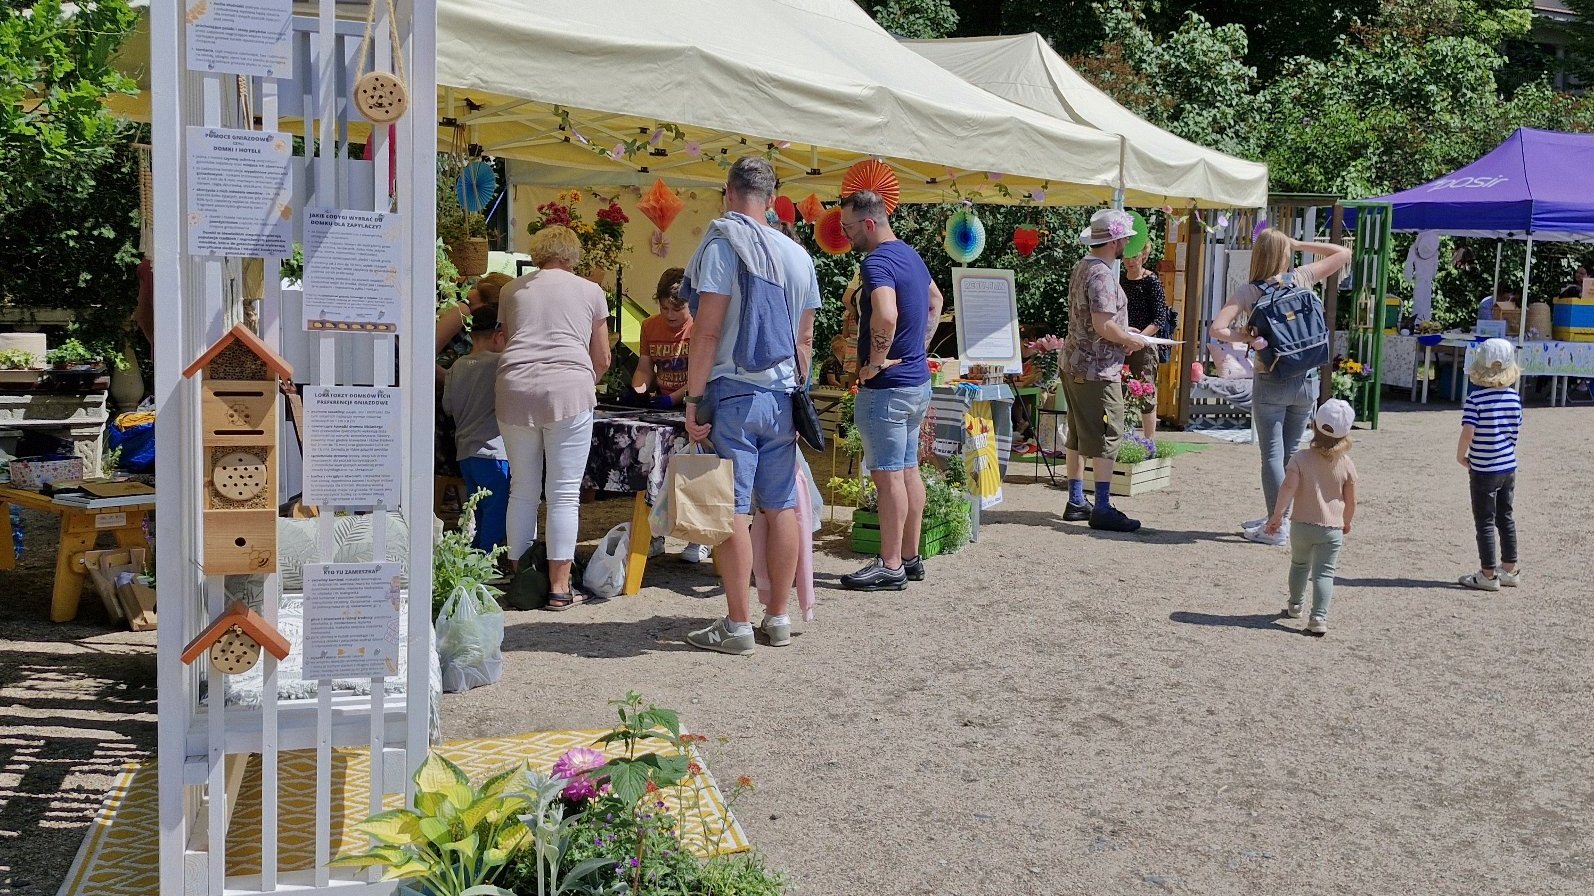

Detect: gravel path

[6,400,1592,895]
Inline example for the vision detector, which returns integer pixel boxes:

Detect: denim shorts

[854,382,932,472]
[703,379,798,515]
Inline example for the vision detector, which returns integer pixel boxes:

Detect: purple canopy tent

[1361,128,1594,337]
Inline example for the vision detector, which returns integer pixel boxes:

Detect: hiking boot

[1243,524,1288,546]
[1282,601,1305,619]
[681,543,711,564]
[904,554,926,582]
[1458,572,1500,592]
[1498,568,1521,588]
[1063,500,1094,521]
[758,617,792,647]
[840,557,908,591]
[1088,505,1141,533]
[685,618,755,656]
[1305,616,1328,637]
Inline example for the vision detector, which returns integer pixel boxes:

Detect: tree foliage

[869,0,959,39]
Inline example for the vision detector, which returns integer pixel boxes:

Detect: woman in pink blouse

[495,226,611,608]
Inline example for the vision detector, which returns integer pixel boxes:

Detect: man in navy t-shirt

[838,190,944,591]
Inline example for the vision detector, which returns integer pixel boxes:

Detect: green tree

[870,0,959,38]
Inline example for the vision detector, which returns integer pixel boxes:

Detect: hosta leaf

[414,752,470,795]
[353,809,423,847]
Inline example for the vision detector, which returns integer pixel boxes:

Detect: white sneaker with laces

[681,543,711,564]
[1498,568,1521,588]
[1241,517,1267,532]
[1243,524,1288,546]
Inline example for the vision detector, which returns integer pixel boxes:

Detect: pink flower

[1029,189,1046,203]
[1108,219,1130,239]
[684,141,702,158]
[552,747,607,780]
[649,128,665,146]
[561,776,600,802]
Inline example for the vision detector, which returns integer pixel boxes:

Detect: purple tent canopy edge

[1360,128,1594,241]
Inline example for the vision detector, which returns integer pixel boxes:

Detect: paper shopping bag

[663,451,736,546]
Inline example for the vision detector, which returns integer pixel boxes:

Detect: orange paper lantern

[637,178,685,233]
[773,195,797,225]
[840,159,901,214]
[815,207,852,256]
[797,193,825,223]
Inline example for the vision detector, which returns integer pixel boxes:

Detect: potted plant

[437,186,492,277]
[845,462,971,558]
[46,338,99,370]
[431,488,507,618]
[0,349,42,385]
[1084,434,1176,497]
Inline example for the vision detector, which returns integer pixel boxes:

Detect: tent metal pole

[1519,237,1535,347]
[1492,242,1503,302]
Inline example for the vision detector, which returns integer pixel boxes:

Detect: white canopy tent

[904,33,1269,209]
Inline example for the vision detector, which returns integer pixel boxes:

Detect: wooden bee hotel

[180,323,293,575]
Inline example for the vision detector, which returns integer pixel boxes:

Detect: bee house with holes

[181,324,294,575]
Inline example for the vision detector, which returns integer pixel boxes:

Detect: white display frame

[951,267,1022,373]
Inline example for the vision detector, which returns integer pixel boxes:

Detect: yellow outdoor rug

[59,729,749,896]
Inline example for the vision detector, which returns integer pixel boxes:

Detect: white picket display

[151,1,437,893]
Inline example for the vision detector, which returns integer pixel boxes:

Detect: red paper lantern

[773,195,797,225]
[815,207,852,256]
[1013,226,1041,257]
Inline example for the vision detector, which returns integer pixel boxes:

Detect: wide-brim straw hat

[1078,208,1138,246]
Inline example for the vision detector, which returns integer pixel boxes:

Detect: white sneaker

[1241,517,1267,532]
[681,543,711,564]
[1282,601,1305,619]
[1243,524,1288,546]
[648,536,665,558]
[1305,616,1328,636]
[1498,568,1521,588]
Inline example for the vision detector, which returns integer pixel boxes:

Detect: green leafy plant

[827,475,876,511]
[279,243,305,283]
[0,349,37,370]
[328,752,534,896]
[99,445,122,479]
[45,337,96,367]
[432,488,507,618]
[920,463,970,553]
[436,241,465,311]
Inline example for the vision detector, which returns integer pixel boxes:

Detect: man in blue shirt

[838,190,944,591]
[681,157,821,655]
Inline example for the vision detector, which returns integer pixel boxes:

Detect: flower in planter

[552,746,609,801]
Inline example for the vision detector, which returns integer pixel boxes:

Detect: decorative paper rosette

[649,230,670,258]
[944,207,986,264]
[1013,226,1040,258]
[840,159,900,214]
[773,195,797,225]
[454,160,497,213]
[797,193,825,223]
[815,207,852,256]
[1124,210,1150,258]
[637,178,685,233]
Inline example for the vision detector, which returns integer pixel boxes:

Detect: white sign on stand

[952,268,1022,373]
[300,563,403,680]
[185,126,294,257]
[302,386,403,507]
[186,0,294,78]
[303,207,403,334]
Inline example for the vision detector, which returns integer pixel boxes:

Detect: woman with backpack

[1210,228,1351,546]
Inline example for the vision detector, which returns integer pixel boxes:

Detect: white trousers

[500,411,593,562]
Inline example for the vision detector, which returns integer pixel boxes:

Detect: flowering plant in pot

[527,191,629,279]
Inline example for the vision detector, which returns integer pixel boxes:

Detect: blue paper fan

[455,160,498,213]
[944,207,986,264]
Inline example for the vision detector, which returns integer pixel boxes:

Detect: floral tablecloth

[1508,340,1594,377]
[585,415,688,504]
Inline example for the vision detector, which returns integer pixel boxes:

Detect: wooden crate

[851,504,966,558]
[1084,456,1172,497]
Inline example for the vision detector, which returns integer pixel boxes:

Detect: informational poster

[300,563,403,681]
[186,0,294,78]
[952,268,1022,373]
[303,208,402,334]
[185,126,293,258]
[302,386,402,507]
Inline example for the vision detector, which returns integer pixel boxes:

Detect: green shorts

[1060,377,1125,460]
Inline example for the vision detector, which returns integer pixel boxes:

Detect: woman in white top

[495,226,611,607]
[1209,228,1350,546]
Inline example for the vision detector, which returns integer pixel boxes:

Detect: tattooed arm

[861,285,901,383]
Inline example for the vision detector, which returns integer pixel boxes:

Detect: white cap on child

[1472,337,1516,373]
[1312,399,1355,439]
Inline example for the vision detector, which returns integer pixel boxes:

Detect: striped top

[1462,387,1522,473]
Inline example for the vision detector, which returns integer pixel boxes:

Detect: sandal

[542,592,586,611]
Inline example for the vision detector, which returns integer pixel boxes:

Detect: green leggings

[1289,522,1344,619]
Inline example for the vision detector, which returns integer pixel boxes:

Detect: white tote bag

[581,523,630,599]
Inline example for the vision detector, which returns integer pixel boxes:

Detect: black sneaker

[840,557,908,591]
[904,555,925,582]
[1088,505,1142,533]
[1063,500,1094,521]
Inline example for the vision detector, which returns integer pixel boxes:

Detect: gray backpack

[1249,273,1329,377]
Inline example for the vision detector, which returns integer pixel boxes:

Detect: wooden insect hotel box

[179,599,292,675]
[181,324,294,575]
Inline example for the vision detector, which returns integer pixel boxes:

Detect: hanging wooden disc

[355,71,408,123]
[352,0,408,124]
[210,625,263,675]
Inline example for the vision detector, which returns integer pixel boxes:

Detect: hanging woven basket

[448,238,489,277]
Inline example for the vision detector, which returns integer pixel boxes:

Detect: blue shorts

[855,382,932,472]
[703,380,798,515]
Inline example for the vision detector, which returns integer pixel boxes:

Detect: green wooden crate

[850,503,967,558]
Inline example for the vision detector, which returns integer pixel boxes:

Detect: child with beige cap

[1264,398,1358,636]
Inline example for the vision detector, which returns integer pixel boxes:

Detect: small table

[0,485,155,622]
[584,414,690,596]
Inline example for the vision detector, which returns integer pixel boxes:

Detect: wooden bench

[0,485,155,622]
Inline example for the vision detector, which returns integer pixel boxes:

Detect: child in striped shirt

[1456,338,1522,591]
